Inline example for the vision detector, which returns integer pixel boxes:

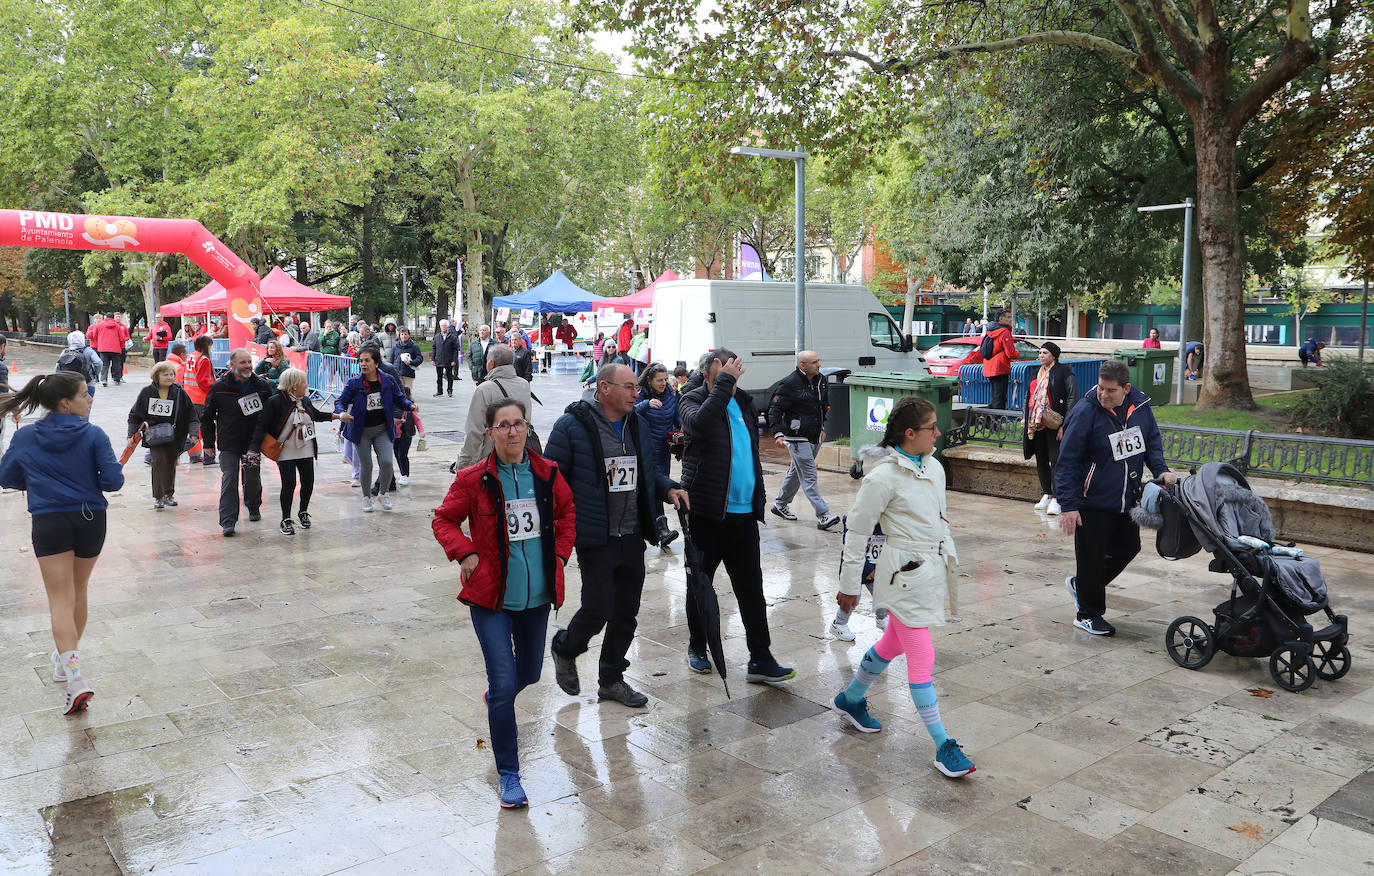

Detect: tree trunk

[139,255,163,332]
[295,255,308,285]
[901,275,917,336]
[360,201,376,324]
[1193,124,1256,410]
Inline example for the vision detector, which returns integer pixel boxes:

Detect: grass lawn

[1152,391,1309,433]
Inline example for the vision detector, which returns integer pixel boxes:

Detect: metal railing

[947,409,1374,489]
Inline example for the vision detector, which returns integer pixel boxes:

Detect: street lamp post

[400,265,418,329]
[1138,198,1195,405]
[731,145,808,354]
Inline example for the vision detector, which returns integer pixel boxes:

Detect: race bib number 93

[505,498,540,541]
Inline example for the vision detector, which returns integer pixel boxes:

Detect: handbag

[144,423,176,446]
[260,433,283,461]
[1040,406,1064,430]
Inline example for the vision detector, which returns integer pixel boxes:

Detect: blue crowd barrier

[309,351,359,401]
[210,338,231,370]
[958,358,1107,409]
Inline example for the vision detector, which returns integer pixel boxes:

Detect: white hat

[67,330,87,348]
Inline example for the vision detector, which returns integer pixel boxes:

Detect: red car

[921,335,1043,377]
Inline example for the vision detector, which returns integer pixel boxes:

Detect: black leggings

[276,458,315,519]
[1031,429,1061,495]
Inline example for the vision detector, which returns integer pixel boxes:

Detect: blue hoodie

[0,415,124,514]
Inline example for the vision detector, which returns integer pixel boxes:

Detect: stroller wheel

[1269,647,1316,693]
[1313,641,1351,681]
[1165,616,1215,670]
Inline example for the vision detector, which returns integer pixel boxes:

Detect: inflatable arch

[0,209,263,349]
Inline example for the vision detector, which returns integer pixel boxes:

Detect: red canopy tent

[162,267,350,316]
[601,269,679,314]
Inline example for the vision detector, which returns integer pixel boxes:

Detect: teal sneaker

[498,773,528,809]
[831,693,882,733]
[686,650,712,674]
[934,738,975,778]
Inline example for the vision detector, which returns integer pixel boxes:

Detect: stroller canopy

[1177,462,1328,614]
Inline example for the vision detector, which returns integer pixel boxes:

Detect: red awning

[162,267,350,316]
[600,269,679,313]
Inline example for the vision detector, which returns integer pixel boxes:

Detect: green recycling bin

[1114,347,1175,406]
[845,372,960,459]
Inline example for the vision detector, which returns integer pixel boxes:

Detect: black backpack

[979,329,997,360]
[56,349,89,378]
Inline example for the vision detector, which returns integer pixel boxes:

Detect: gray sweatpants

[356,423,395,498]
[218,450,263,528]
[775,439,830,517]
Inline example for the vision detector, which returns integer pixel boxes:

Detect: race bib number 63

[1109,425,1145,461]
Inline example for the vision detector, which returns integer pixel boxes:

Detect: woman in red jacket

[432,398,575,810]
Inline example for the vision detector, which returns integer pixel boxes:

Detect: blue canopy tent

[492,270,610,313]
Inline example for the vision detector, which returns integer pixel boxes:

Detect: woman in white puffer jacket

[829,396,975,779]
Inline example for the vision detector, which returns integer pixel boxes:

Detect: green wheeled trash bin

[845,372,960,460]
[820,368,851,442]
[1114,348,1174,406]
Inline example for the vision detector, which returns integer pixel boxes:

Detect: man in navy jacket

[1055,359,1177,636]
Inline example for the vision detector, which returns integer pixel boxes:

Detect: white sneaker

[875,611,889,631]
[378,493,392,511]
[1034,494,1052,511]
[349,478,361,488]
[50,650,66,683]
[362,495,374,512]
[398,475,410,486]
[1047,499,1062,515]
[64,675,93,716]
[828,620,856,642]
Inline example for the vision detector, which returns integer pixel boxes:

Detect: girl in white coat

[830,396,974,778]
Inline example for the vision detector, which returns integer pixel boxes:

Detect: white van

[649,280,925,407]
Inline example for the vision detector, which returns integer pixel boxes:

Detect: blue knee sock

[842,649,890,703]
[911,682,948,746]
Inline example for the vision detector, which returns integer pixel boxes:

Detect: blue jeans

[470,602,551,776]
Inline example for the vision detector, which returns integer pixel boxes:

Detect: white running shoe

[349,478,361,488]
[362,495,374,513]
[828,620,856,642]
[398,475,410,486]
[1047,499,1062,515]
[64,676,93,715]
[378,493,393,511]
[1034,494,1052,511]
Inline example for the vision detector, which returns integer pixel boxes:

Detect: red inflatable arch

[0,209,263,349]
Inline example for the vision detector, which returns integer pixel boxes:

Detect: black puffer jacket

[767,368,828,443]
[679,372,765,521]
[544,398,674,548]
[127,383,194,447]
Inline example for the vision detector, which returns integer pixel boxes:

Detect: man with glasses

[545,363,689,708]
[455,344,531,471]
[768,349,840,530]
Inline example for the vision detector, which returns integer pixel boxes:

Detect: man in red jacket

[88,313,131,386]
[144,312,173,363]
[981,309,1018,409]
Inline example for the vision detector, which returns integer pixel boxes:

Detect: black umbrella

[677,507,730,699]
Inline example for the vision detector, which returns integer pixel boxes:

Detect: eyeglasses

[606,381,638,391]
[489,420,529,434]
[913,424,940,432]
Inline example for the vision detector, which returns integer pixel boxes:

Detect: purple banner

[740,243,763,280]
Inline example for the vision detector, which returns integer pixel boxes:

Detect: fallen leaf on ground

[475,738,486,749]
[1246,687,1275,698]
[1227,822,1265,841]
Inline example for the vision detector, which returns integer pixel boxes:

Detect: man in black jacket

[767,350,839,530]
[679,349,795,686]
[201,349,273,537]
[432,320,461,397]
[511,334,534,382]
[545,363,688,708]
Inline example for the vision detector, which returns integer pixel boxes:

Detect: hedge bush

[1287,357,1374,439]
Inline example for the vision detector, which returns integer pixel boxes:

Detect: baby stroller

[1135,462,1350,692]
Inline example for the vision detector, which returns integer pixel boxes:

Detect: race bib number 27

[605,455,638,493]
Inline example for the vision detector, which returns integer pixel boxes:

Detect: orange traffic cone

[123,361,128,377]
[8,360,15,376]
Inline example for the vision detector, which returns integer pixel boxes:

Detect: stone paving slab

[0,366,1370,874]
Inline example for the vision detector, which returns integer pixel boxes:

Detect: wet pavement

[0,364,1371,874]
